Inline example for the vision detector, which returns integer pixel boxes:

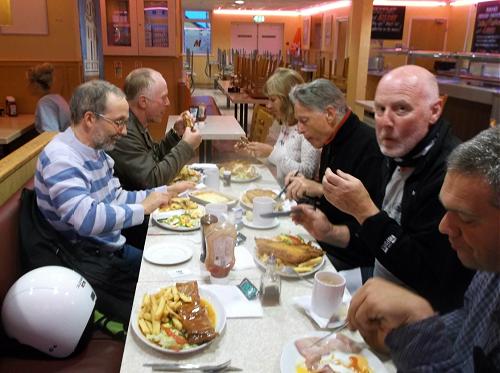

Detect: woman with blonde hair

[27,63,71,132]
[237,68,320,185]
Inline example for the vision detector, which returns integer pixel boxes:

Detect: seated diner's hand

[291,204,333,243]
[245,142,273,158]
[285,172,323,201]
[322,168,379,224]
[168,181,196,195]
[173,113,189,137]
[347,278,435,353]
[141,191,174,215]
[182,127,202,149]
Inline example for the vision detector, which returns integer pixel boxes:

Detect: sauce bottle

[200,214,218,263]
[205,220,236,282]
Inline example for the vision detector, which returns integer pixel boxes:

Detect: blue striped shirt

[387,271,500,372]
[35,127,165,250]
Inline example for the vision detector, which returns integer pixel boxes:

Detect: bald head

[374,65,443,158]
[378,65,439,106]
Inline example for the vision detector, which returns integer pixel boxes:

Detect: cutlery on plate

[259,210,293,218]
[144,359,241,372]
[308,320,349,347]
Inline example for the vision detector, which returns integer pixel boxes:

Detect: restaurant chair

[249,105,274,142]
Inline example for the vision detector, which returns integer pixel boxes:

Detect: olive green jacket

[108,111,195,190]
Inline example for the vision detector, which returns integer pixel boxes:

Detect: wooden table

[119,164,396,373]
[166,115,245,162]
[217,80,269,133]
[0,114,36,157]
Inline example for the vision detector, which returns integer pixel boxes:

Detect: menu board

[371,6,406,40]
[471,1,500,53]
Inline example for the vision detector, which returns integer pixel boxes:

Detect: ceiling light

[234,0,245,4]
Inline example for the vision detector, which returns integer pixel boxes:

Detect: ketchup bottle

[205,220,236,282]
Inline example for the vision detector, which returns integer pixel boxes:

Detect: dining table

[166,115,245,163]
[0,114,36,157]
[119,163,396,373]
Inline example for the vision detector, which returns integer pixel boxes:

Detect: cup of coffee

[311,271,346,319]
[205,203,228,222]
[252,196,275,227]
[204,167,220,191]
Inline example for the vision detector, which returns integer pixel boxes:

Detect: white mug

[311,271,345,319]
[204,167,220,191]
[252,196,275,227]
[205,203,227,222]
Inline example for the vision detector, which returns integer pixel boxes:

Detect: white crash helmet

[1,266,96,358]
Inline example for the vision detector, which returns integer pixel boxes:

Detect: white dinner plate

[143,241,193,265]
[151,209,202,231]
[230,172,261,183]
[242,216,280,230]
[239,188,281,210]
[254,253,326,278]
[132,286,226,354]
[280,331,388,373]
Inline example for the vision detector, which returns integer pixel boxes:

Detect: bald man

[293,65,474,312]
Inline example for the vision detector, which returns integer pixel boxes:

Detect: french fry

[142,293,151,308]
[138,318,151,335]
[298,256,323,268]
[172,286,180,302]
[165,287,173,301]
[154,297,166,321]
[152,320,161,335]
[145,320,153,333]
[142,312,152,321]
[179,292,192,303]
[294,266,313,273]
[171,317,183,330]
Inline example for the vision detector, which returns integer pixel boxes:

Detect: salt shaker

[259,254,281,306]
[223,170,231,186]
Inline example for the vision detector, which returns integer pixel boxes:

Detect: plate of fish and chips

[171,166,202,184]
[254,234,325,278]
[218,160,260,183]
[280,331,387,373]
[132,281,226,354]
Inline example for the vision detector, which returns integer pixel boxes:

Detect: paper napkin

[202,284,263,318]
[293,292,351,328]
[233,245,257,270]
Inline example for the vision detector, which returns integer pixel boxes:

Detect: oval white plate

[143,241,193,265]
[239,188,280,210]
[152,209,202,231]
[254,253,325,278]
[132,287,226,354]
[280,331,388,373]
[230,173,261,183]
[242,216,280,230]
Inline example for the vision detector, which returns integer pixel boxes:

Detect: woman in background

[236,68,320,185]
[27,63,71,133]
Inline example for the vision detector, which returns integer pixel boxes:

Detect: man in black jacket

[285,79,384,271]
[294,65,474,313]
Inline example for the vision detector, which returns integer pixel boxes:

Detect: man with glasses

[108,67,202,191]
[32,80,172,322]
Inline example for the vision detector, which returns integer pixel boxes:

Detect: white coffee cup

[205,203,227,222]
[252,196,275,226]
[204,167,220,191]
[311,271,346,319]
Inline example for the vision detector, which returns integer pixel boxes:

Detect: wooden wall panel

[103,55,183,140]
[0,61,82,115]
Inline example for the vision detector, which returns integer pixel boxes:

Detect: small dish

[242,216,279,230]
[152,209,203,231]
[143,241,193,265]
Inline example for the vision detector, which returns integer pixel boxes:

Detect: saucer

[293,292,351,328]
[242,216,279,230]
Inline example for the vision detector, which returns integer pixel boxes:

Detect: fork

[145,359,236,372]
[308,320,349,347]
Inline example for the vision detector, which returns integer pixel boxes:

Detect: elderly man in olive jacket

[108,68,202,190]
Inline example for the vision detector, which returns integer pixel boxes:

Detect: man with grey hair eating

[347,127,500,372]
[286,78,384,273]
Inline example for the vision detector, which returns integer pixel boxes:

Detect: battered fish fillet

[255,238,323,266]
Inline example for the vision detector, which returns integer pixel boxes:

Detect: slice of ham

[176,281,218,345]
[295,334,362,371]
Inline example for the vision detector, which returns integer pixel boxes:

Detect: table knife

[259,210,293,218]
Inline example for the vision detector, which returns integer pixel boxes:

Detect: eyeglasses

[94,112,128,129]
